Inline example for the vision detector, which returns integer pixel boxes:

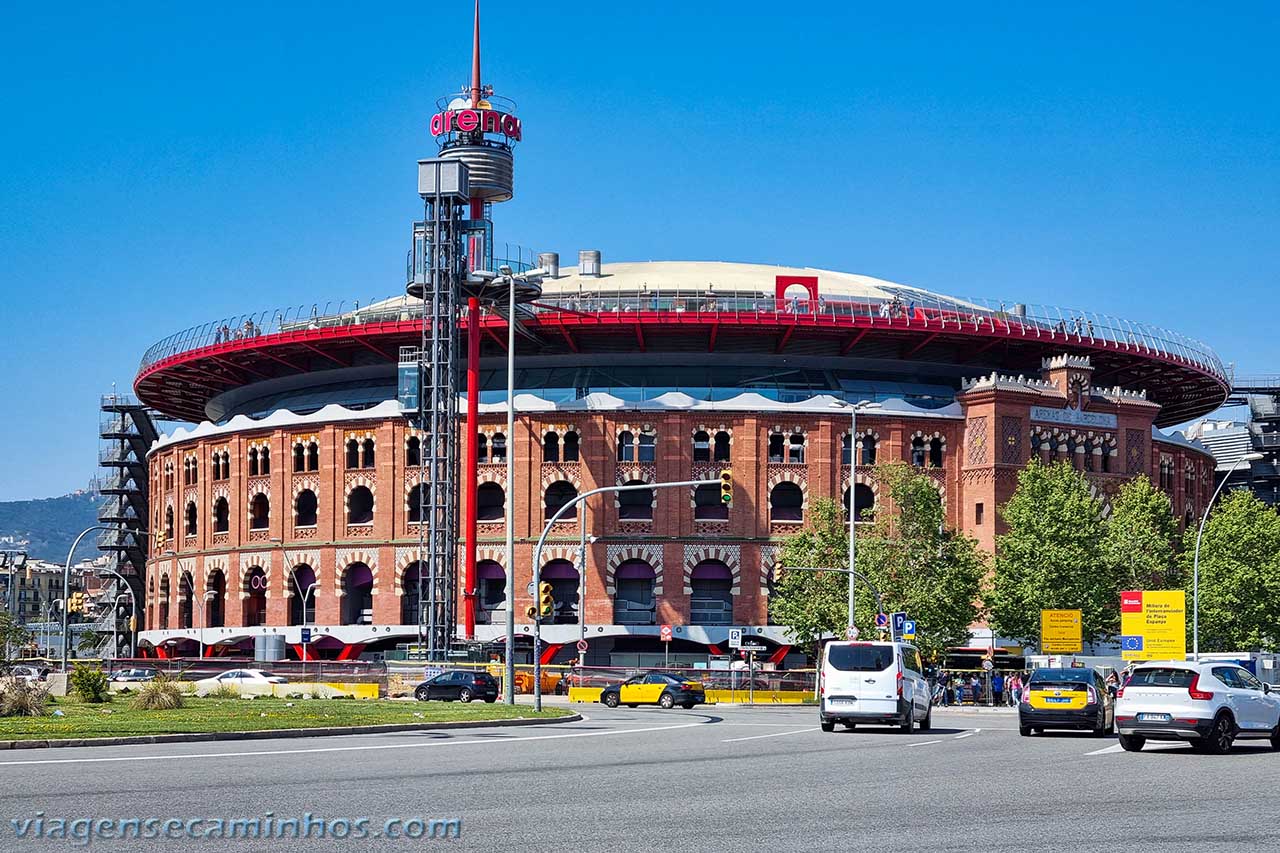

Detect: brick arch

[238,560,271,601]
[910,429,947,448]
[605,544,664,596]
[683,544,742,594]
[202,555,229,591]
[292,476,319,500]
[477,467,507,487]
[344,475,376,513]
[539,544,582,569]
[334,550,380,599]
[474,545,506,568]
[283,551,322,596]
[767,468,809,496]
[541,471,583,494]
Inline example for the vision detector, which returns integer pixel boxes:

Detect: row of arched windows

[247,446,271,476]
[345,438,375,470]
[182,457,198,486]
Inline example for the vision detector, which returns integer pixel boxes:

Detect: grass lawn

[0,697,570,741]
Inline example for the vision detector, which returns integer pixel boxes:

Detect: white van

[819,640,932,732]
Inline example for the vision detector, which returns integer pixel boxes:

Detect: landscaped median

[0,696,574,749]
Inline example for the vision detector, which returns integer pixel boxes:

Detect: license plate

[1044,697,1072,704]
[1138,713,1171,723]
[828,697,855,705]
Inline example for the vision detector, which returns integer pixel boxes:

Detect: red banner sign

[430,109,522,142]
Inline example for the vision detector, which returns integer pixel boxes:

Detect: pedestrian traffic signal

[538,582,555,619]
[719,469,732,504]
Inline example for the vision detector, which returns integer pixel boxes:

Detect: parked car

[1114,661,1280,753]
[600,673,705,709]
[1019,667,1113,737]
[7,664,47,685]
[193,668,287,694]
[414,670,500,703]
[819,641,932,733]
[109,667,158,683]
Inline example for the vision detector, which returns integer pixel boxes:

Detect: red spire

[469,0,482,108]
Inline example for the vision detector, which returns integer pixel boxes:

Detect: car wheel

[1118,732,1145,752]
[918,705,932,732]
[658,692,675,710]
[820,721,835,732]
[899,707,914,734]
[602,692,619,708]
[414,686,429,702]
[1019,725,1033,737]
[1195,714,1236,755]
[1092,712,1109,737]
[459,688,473,703]
[1270,722,1280,752]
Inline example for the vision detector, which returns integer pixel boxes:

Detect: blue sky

[1,2,1276,501]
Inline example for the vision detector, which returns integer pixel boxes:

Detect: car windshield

[1030,669,1092,688]
[1128,667,1195,687]
[827,644,894,672]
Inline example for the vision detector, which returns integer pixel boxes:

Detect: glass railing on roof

[138,287,1228,383]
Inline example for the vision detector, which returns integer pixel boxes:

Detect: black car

[1019,667,1114,737]
[414,670,499,703]
[600,672,706,709]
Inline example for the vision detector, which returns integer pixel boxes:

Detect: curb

[0,712,582,751]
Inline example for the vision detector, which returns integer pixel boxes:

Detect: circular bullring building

[133,255,1227,664]
[129,7,1227,664]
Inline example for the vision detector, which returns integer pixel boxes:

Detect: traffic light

[524,605,537,619]
[719,469,733,505]
[538,582,555,619]
[66,592,81,613]
[128,616,137,632]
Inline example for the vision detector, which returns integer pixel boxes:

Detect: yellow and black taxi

[1019,667,1114,737]
[601,672,706,709]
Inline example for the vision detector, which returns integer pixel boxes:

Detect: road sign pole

[748,650,754,705]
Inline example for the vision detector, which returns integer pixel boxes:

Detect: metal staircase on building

[96,393,156,644]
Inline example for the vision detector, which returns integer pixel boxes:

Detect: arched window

[618,480,653,520]
[213,497,229,533]
[841,434,852,465]
[638,432,656,463]
[220,452,231,480]
[690,560,733,625]
[617,431,635,462]
[341,563,373,625]
[859,435,876,465]
[692,431,711,462]
[249,494,270,530]
[259,447,270,475]
[491,433,507,462]
[293,444,306,472]
[768,433,785,463]
[911,437,926,467]
[544,481,578,520]
[347,486,374,525]
[164,506,174,540]
[288,564,316,626]
[694,483,728,521]
[184,501,197,536]
[401,562,424,626]
[476,561,506,624]
[361,439,375,469]
[542,559,580,624]
[294,489,317,527]
[206,569,226,628]
[713,431,731,463]
[543,431,560,463]
[845,483,875,523]
[177,573,193,629]
[408,484,425,523]
[243,566,267,626]
[929,437,944,468]
[345,440,360,470]
[787,433,805,464]
[563,430,580,462]
[770,482,804,521]
[159,575,171,629]
[477,483,505,522]
[406,436,421,467]
[306,442,319,472]
[477,434,488,463]
[613,560,656,625]
[247,447,260,476]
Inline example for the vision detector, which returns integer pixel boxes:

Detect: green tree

[989,460,1112,647]
[0,612,34,674]
[1102,474,1179,591]
[1181,489,1280,652]
[770,465,986,662]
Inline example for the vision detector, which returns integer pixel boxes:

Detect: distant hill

[0,491,100,562]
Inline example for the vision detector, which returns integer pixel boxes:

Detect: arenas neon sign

[430,109,522,142]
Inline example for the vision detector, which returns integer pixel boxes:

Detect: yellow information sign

[1119,590,1186,661]
[1041,609,1083,653]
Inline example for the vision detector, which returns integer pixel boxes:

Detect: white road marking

[721,727,817,743]
[0,720,708,768]
[954,728,981,739]
[1086,744,1124,756]
[907,739,943,748]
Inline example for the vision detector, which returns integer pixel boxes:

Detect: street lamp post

[291,577,318,663]
[61,525,118,672]
[1192,452,1262,661]
[830,399,881,634]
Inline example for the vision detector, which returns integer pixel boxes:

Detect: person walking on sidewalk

[991,672,1005,707]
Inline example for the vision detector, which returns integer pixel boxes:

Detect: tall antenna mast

[470,0,482,108]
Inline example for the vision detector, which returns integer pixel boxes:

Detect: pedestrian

[991,671,1005,706]
[970,674,982,706]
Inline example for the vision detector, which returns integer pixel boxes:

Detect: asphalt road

[0,706,1277,852]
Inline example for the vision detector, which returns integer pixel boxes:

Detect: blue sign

[891,611,908,637]
[902,620,917,639]
[300,628,312,644]
[875,613,889,629]
[1120,635,1144,652]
